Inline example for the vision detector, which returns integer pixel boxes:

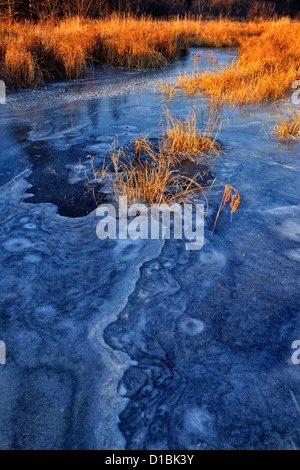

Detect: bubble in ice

[163,261,173,269]
[113,125,138,132]
[137,290,149,301]
[179,317,205,336]
[33,305,58,323]
[24,223,37,230]
[24,254,42,264]
[3,237,33,252]
[118,383,128,397]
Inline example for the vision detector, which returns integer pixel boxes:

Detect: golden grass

[174,18,300,104]
[212,184,240,233]
[0,15,283,88]
[101,142,205,206]
[161,104,223,160]
[2,38,42,88]
[50,32,90,79]
[158,82,177,100]
[267,100,300,140]
[87,137,240,232]
[83,105,239,230]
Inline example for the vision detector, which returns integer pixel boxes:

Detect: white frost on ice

[277,220,300,242]
[184,407,214,434]
[284,249,300,262]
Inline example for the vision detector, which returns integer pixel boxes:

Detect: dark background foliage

[0,0,299,19]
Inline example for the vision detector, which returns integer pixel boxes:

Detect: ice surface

[0,48,300,450]
[0,171,164,449]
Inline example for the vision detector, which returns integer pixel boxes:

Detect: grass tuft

[82,105,239,231]
[267,100,300,141]
[102,142,205,206]
[161,103,223,160]
[2,39,42,88]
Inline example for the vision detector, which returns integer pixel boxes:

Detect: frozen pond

[0,48,299,450]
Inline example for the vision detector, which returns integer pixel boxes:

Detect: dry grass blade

[211,184,241,233]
